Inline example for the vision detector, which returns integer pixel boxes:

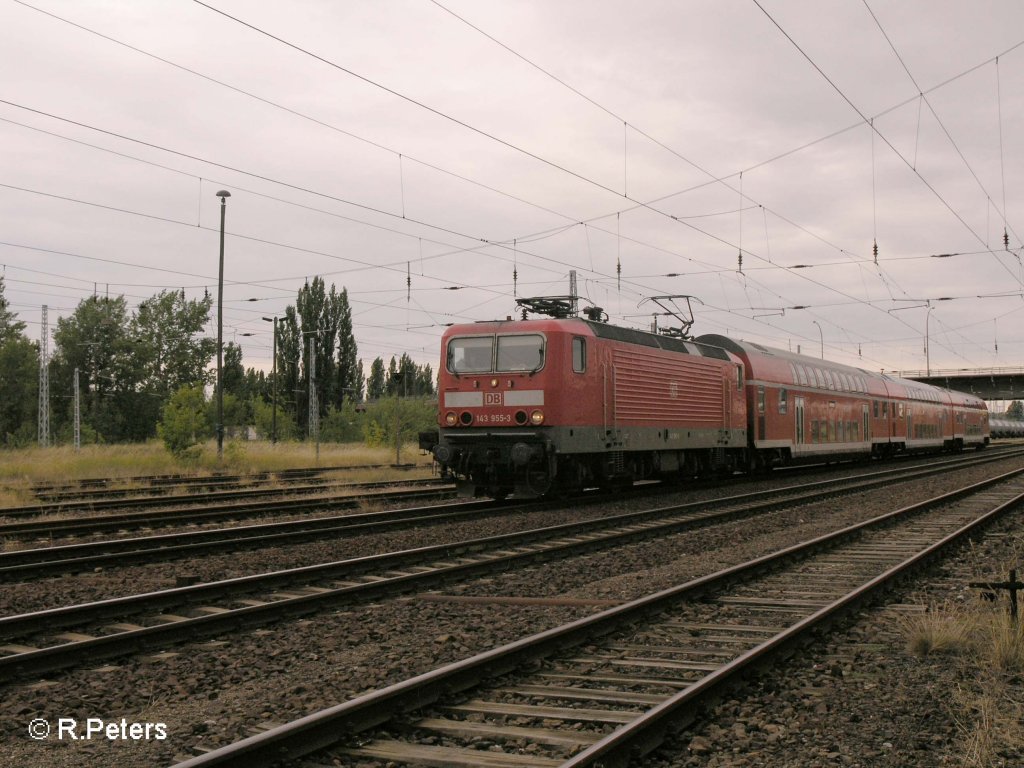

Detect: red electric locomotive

[430,301,747,498]
[426,299,989,497]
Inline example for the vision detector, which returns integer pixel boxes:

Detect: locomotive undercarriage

[433,427,752,498]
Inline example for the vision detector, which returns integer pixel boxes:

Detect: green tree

[1007,400,1023,420]
[331,287,360,407]
[360,396,438,459]
[366,357,386,400]
[320,400,363,443]
[253,396,297,441]
[354,359,366,401]
[158,385,209,457]
[206,392,250,436]
[295,278,333,431]
[277,306,301,425]
[279,279,363,432]
[223,342,246,397]
[0,275,27,344]
[0,278,36,445]
[133,289,215,399]
[51,296,137,441]
[385,353,435,397]
[0,335,37,446]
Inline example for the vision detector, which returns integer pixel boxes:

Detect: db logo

[484,392,503,406]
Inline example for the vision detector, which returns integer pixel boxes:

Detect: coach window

[779,388,788,415]
[873,400,879,418]
[496,334,545,372]
[572,337,586,373]
[736,365,743,391]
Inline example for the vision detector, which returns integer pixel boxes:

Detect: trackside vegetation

[0,276,438,458]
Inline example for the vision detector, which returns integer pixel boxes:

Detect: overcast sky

[3,0,1024,386]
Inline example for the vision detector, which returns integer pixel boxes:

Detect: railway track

[168,466,1024,768]
[0,475,448,528]
[24,462,428,501]
[0,496,507,579]
[1,451,1018,679]
[0,479,452,539]
[1,449,1018,580]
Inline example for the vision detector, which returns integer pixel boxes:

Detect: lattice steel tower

[38,304,50,446]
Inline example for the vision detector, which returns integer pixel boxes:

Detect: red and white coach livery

[425,299,989,498]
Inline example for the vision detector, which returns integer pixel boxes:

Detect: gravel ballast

[1,454,1021,767]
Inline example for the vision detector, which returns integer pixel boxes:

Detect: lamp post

[262,316,278,443]
[925,305,934,375]
[215,190,231,460]
[812,320,823,359]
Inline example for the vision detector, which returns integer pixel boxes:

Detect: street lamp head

[216,190,231,200]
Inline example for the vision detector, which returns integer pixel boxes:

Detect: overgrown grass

[954,612,1024,767]
[903,589,1024,766]
[0,440,434,502]
[900,601,979,657]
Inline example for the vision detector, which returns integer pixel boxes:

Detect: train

[990,416,1024,439]
[422,298,990,498]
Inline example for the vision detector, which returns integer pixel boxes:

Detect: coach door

[795,396,805,444]
[862,403,870,442]
[756,385,766,441]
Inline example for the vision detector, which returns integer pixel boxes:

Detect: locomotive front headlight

[444,411,457,426]
[491,378,499,388]
[530,409,545,425]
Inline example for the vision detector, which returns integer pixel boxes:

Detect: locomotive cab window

[572,337,586,373]
[496,334,545,372]
[448,336,494,373]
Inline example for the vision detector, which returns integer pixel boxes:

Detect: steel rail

[1,457,1019,681]
[0,476,446,522]
[25,462,427,498]
[0,483,452,538]
[0,497,506,579]
[2,448,1016,579]
[167,467,1024,767]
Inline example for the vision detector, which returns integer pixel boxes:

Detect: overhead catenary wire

[420,0,1019,354]
[755,0,1023,289]
[4,2,1021,371]
[10,0,1011,329]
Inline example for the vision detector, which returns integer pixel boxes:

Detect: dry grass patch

[900,601,979,657]
[903,600,1024,767]
[953,615,1024,766]
[0,440,433,492]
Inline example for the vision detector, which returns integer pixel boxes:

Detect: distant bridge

[898,367,1024,401]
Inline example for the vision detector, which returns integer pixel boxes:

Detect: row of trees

[0,275,438,451]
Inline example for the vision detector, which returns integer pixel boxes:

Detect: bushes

[158,385,210,458]
[157,388,437,462]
